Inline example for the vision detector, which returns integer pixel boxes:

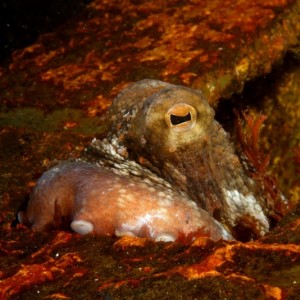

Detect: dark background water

[0,0,91,63]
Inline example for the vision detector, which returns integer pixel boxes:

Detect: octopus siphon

[18,79,278,242]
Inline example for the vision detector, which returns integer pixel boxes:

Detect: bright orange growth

[175,228,211,246]
[235,111,291,221]
[0,253,82,299]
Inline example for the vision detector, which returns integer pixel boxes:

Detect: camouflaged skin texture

[98,79,270,240]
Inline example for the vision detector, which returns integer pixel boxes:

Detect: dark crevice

[0,0,92,64]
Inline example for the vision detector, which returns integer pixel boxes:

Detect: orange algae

[0,253,82,299]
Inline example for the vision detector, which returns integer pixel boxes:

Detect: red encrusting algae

[235,112,292,221]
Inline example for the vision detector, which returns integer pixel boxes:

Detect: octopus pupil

[170,112,191,125]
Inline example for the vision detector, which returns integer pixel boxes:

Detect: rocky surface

[0,0,299,298]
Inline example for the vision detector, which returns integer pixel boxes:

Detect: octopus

[18,79,274,242]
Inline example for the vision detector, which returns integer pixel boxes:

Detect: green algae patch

[0,108,105,135]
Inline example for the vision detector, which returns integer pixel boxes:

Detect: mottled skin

[98,80,270,239]
[19,79,271,241]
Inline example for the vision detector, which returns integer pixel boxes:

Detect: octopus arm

[18,162,232,242]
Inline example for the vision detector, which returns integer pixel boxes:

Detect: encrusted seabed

[0,0,299,298]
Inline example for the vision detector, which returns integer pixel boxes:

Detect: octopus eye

[165,103,197,131]
[170,113,191,125]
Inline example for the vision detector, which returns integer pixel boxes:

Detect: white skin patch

[223,189,269,235]
[116,197,128,208]
[118,188,128,194]
[115,229,136,237]
[154,234,176,242]
[71,220,94,234]
[157,191,166,197]
[127,212,163,239]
